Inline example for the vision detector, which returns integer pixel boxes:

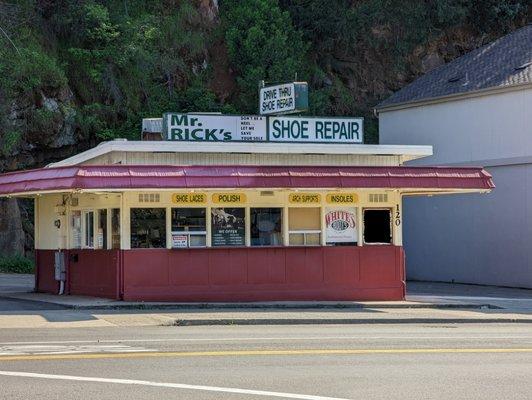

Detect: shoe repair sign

[163,113,363,143]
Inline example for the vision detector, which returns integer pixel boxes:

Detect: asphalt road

[0,323,531,399]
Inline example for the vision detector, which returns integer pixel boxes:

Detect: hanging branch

[0,24,21,56]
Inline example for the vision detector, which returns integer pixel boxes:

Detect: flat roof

[47,140,433,168]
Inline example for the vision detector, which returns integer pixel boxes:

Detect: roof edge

[376,82,532,113]
[46,141,434,168]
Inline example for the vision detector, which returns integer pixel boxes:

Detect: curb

[169,318,532,326]
[0,295,501,311]
[70,303,501,311]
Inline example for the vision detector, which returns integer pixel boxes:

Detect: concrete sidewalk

[1,274,531,328]
[2,276,531,311]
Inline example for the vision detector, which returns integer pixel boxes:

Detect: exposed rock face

[198,0,219,22]
[0,198,26,257]
[1,84,77,258]
[421,53,445,73]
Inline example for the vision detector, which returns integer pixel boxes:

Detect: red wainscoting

[35,250,59,294]
[68,249,121,299]
[35,246,405,301]
[122,246,405,302]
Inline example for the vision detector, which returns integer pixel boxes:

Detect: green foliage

[0,255,34,274]
[0,0,528,148]
[0,43,67,98]
[221,0,309,112]
[1,130,23,156]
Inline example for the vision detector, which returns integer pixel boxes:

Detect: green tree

[221,0,309,113]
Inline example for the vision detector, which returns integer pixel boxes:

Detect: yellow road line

[1,348,532,362]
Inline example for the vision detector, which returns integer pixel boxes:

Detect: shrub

[0,255,35,274]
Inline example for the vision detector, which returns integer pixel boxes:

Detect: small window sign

[172,234,188,248]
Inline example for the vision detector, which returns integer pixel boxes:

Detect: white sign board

[172,233,188,248]
[325,208,358,243]
[165,113,267,142]
[269,116,363,143]
[259,83,296,115]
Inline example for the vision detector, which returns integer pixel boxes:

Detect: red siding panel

[122,246,405,301]
[35,250,59,294]
[68,250,120,299]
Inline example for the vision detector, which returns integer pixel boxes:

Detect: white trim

[376,82,532,113]
[46,140,433,167]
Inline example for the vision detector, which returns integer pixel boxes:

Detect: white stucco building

[377,25,532,288]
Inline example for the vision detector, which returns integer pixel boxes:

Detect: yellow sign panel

[212,193,247,204]
[171,193,207,204]
[289,193,321,204]
[326,193,358,204]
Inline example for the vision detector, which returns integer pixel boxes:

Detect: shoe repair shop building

[0,113,494,301]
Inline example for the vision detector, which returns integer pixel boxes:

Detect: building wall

[34,189,407,301]
[379,88,532,288]
[82,151,403,166]
[379,88,532,165]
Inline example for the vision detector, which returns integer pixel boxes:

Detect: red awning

[0,165,494,195]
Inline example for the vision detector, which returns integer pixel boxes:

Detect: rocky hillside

[0,0,529,257]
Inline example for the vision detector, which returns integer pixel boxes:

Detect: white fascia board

[47,140,433,167]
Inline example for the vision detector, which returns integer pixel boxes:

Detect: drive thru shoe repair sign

[164,113,363,144]
[259,82,308,115]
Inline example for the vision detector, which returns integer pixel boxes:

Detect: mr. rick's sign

[163,113,363,144]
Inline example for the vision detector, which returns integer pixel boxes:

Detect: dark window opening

[111,208,120,249]
[97,209,107,249]
[171,208,206,232]
[130,208,166,248]
[172,208,207,248]
[364,209,391,244]
[251,208,282,246]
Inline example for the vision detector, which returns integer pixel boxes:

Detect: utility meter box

[54,251,66,281]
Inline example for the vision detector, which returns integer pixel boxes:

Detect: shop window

[288,208,321,246]
[325,207,358,246]
[111,208,120,249]
[363,209,391,244]
[211,208,245,247]
[251,208,282,246]
[71,210,82,249]
[130,208,166,249]
[96,209,107,249]
[171,208,207,248]
[83,210,94,248]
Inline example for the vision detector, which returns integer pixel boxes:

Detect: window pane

[251,208,282,246]
[211,208,245,247]
[84,211,94,248]
[289,233,304,245]
[97,209,107,249]
[306,233,321,245]
[189,235,206,247]
[71,210,81,249]
[364,209,391,244]
[325,207,357,245]
[289,208,320,230]
[130,208,166,249]
[171,208,206,231]
[111,208,120,249]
